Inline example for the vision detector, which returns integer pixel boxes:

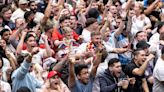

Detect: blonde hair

[62,27,73,34]
[135,2,144,13]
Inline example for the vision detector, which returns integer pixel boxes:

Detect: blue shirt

[12,61,42,92]
[71,75,94,92]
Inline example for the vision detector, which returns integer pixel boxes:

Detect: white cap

[19,0,28,4]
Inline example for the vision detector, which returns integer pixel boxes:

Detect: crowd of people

[0,0,163,92]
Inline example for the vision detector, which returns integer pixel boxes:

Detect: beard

[31,9,37,13]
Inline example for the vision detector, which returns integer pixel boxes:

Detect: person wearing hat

[11,0,29,22]
[41,70,70,92]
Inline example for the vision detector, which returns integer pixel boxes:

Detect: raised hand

[21,28,29,37]
[128,77,136,85]
[31,47,40,56]
[41,34,48,42]
[146,54,155,62]
[18,23,27,31]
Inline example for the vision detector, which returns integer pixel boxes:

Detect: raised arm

[114,19,124,38]
[13,47,39,80]
[132,54,154,76]
[9,23,26,48]
[40,0,52,25]
[144,0,160,15]
[42,35,53,58]
[68,57,76,88]
[123,0,133,11]
[126,16,133,42]
[16,29,28,54]
[83,0,94,15]
[6,51,17,70]
[90,44,103,77]
[52,55,68,71]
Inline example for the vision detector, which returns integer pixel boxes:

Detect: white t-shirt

[0,80,11,92]
[131,15,151,37]
[21,49,45,64]
[34,12,44,23]
[2,58,11,81]
[149,32,160,45]
[82,29,91,43]
[153,57,164,92]
[11,8,26,22]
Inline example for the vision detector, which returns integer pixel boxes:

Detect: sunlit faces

[115,18,122,28]
[70,15,77,29]
[91,35,102,47]
[26,36,37,48]
[0,39,6,49]
[78,68,89,84]
[110,62,122,77]
[91,2,98,9]
[133,2,143,15]
[3,10,12,21]
[49,75,60,89]
[15,18,25,28]
[103,29,111,41]
[128,9,135,17]
[109,6,118,17]
[19,3,28,11]
[135,50,146,65]
[30,2,37,13]
[2,31,10,41]
[136,31,147,41]
[65,31,73,40]
[61,19,71,28]
[77,1,86,10]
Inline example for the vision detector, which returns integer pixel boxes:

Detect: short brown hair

[85,18,97,28]
[1,6,11,14]
[91,31,101,38]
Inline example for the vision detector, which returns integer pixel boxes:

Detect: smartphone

[120,78,128,81]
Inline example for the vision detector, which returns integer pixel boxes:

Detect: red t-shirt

[52,28,79,41]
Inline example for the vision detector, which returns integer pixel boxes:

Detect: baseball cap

[136,40,150,49]
[47,71,61,79]
[19,0,28,4]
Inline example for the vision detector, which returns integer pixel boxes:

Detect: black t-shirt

[124,61,145,92]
